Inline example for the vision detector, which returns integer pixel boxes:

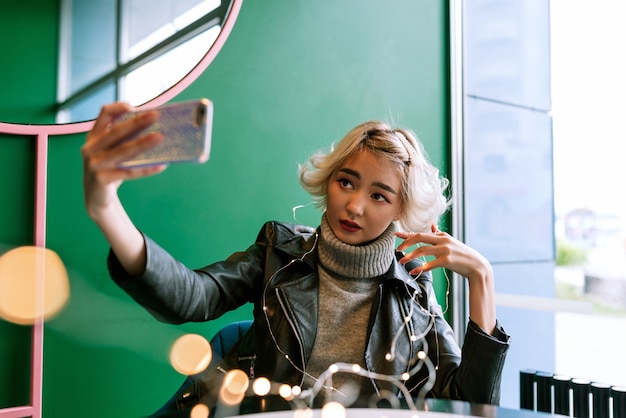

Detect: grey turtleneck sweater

[303,215,396,396]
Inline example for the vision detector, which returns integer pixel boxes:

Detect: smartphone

[117,98,213,168]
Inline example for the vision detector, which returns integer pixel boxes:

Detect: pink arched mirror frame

[0,1,241,416]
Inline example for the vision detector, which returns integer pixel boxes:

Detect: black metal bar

[591,382,611,418]
[553,375,571,417]
[612,386,626,418]
[536,372,553,413]
[520,369,536,411]
[572,378,591,418]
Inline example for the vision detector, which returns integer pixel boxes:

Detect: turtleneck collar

[318,214,396,279]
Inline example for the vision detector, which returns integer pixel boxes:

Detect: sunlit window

[459,0,626,409]
[552,0,626,388]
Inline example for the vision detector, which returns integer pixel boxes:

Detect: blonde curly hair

[298,120,450,233]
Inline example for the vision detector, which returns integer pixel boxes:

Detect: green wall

[0,136,35,409]
[0,0,58,410]
[0,0,59,124]
[1,1,450,416]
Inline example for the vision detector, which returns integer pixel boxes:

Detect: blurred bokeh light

[0,246,69,325]
[169,333,213,375]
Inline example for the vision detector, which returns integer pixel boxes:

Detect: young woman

[82,103,510,413]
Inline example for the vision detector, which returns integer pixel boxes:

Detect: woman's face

[326,150,403,245]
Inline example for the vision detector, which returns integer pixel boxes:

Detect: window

[456,0,554,408]
[551,0,626,389]
[457,0,626,409]
[56,0,226,123]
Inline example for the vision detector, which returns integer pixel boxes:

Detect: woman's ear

[393,210,403,222]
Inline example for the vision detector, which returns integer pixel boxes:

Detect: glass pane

[66,0,117,94]
[123,26,220,105]
[462,0,554,408]
[464,99,553,263]
[58,83,116,124]
[464,0,551,111]
[552,0,626,387]
[124,0,221,60]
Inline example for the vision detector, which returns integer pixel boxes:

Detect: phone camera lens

[195,106,207,126]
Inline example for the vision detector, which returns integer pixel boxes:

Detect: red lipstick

[340,219,361,232]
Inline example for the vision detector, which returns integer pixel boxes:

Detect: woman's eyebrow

[338,167,360,178]
[338,168,397,195]
[373,181,398,195]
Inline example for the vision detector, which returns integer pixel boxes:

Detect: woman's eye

[338,178,353,189]
[372,193,389,203]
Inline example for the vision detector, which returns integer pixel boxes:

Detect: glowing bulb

[169,334,212,375]
[410,335,418,342]
[329,364,339,373]
[404,315,411,323]
[401,372,410,381]
[190,403,209,418]
[351,364,361,373]
[321,401,346,418]
[224,369,249,393]
[385,353,392,361]
[219,369,249,406]
[291,385,302,396]
[417,351,426,360]
[252,377,271,396]
[278,384,292,399]
[0,246,70,325]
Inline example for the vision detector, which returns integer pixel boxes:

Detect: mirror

[0,0,238,126]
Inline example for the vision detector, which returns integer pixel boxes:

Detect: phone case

[118,98,213,168]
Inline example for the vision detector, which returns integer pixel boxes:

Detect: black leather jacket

[109,221,510,406]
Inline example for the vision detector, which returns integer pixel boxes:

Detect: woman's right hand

[81,102,166,221]
[81,102,168,275]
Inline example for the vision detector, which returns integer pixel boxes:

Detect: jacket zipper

[368,284,385,396]
[397,289,414,374]
[275,287,307,386]
[216,355,257,380]
[238,355,257,379]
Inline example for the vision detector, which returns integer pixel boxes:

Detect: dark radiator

[520,369,626,418]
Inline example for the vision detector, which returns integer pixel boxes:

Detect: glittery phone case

[118,98,213,168]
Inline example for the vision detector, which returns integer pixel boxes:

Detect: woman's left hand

[395,224,496,334]
[395,224,491,281]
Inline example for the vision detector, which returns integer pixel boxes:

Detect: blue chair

[150,320,253,417]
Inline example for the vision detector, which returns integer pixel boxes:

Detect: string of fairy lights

[167,226,450,417]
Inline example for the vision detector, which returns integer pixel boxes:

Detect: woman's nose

[346,193,365,216]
